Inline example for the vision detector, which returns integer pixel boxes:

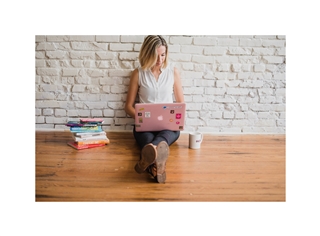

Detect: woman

[125,35,184,183]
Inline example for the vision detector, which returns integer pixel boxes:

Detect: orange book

[76,138,110,146]
[67,142,106,150]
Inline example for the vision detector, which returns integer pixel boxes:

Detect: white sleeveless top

[138,64,174,103]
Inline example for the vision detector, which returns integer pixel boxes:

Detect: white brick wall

[35,35,286,134]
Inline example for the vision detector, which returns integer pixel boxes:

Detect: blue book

[70,126,103,133]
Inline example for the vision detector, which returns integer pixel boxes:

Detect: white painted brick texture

[35,35,286,134]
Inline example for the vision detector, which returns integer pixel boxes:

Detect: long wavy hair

[138,35,168,70]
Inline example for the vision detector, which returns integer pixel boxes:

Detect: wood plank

[35,131,286,202]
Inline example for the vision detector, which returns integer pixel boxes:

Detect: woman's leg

[133,128,181,183]
[133,127,180,148]
[133,127,156,149]
[151,130,180,146]
[148,130,180,183]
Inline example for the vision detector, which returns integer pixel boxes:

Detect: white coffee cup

[189,132,203,149]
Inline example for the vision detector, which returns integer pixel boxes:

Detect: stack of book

[65,118,110,150]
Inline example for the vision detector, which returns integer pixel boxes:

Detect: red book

[67,141,105,150]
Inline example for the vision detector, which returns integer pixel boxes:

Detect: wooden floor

[36,131,286,202]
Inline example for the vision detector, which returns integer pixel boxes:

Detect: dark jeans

[133,127,180,150]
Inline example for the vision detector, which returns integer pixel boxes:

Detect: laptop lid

[134,103,186,132]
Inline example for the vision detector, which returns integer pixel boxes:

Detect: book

[67,141,106,150]
[73,131,106,138]
[76,139,110,146]
[80,118,104,124]
[66,121,98,127]
[70,126,103,132]
[65,118,109,150]
[73,134,107,142]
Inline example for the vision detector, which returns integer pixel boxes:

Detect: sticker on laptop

[145,112,151,118]
[139,118,143,123]
[176,113,182,119]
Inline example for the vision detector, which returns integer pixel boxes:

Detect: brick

[111,85,127,93]
[169,53,192,62]
[239,39,262,47]
[36,42,58,51]
[55,109,67,117]
[36,116,45,123]
[204,47,227,55]
[35,35,46,42]
[170,36,193,44]
[197,127,219,133]
[168,45,180,53]
[103,110,115,117]
[228,47,251,55]
[181,71,203,79]
[240,80,264,88]
[67,110,80,117]
[108,102,125,109]
[46,51,67,59]
[205,88,226,95]
[119,52,139,60]
[186,118,204,126]
[109,69,132,77]
[91,110,103,117]
[96,35,120,42]
[192,55,214,64]
[193,37,217,45]
[121,35,144,43]
[86,85,100,93]
[69,36,95,41]
[46,35,70,42]
[220,127,242,133]
[110,43,133,51]
[215,56,238,63]
[70,51,95,59]
[45,117,68,124]
[183,87,204,95]
[181,45,203,54]
[72,85,86,92]
[86,69,105,77]
[227,88,250,95]
[188,111,200,118]
[96,52,118,60]
[207,119,231,127]
[223,112,234,119]
[254,64,265,72]
[36,92,55,100]
[218,38,238,46]
[263,56,284,63]
[262,40,285,47]
[71,42,108,51]
[252,48,275,55]
[37,68,60,76]
[63,68,78,76]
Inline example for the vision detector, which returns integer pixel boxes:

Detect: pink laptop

[134,103,186,132]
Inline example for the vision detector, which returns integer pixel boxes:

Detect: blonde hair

[139,35,168,70]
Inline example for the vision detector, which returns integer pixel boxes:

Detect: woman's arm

[125,69,139,118]
[173,67,184,103]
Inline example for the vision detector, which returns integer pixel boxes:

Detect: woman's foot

[154,141,169,183]
[135,143,157,174]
